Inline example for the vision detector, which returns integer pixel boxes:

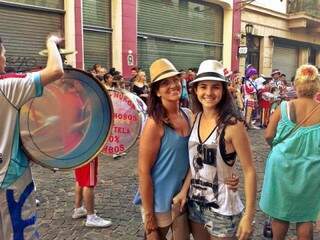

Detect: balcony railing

[288,0,320,18]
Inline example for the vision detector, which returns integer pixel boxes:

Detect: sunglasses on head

[159,76,180,87]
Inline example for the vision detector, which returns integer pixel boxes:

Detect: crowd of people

[229,66,298,131]
[0,33,319,240]
[129,59,319,240]
[80,60,320,239]
[89,60,301,136]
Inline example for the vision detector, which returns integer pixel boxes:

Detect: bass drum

[20,68,113,170]
[102,88,142,156]
[123,90,148,134]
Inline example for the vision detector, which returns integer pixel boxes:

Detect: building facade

[0,0,234,78]
[239,0,320,80]
[0,0,64,72]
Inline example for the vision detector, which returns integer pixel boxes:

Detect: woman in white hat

[187,60,257,240]
[133,58,193,239]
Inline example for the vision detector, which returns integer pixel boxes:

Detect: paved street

[32,129,320,240]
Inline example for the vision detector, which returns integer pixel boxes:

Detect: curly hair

[294,64,320,98]
[190,81,243,127]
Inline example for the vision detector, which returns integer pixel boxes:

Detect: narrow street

[32,129,320,240]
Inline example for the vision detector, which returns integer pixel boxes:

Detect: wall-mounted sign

[238,46,248,55]
[127,49,134,66]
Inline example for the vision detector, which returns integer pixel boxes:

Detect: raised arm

[39,35,64,86]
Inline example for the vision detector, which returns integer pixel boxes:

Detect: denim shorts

[188,200,242,237]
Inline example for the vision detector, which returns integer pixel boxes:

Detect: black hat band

[153,69,179,82]
[195,72,225,81]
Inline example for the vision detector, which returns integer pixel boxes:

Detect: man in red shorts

[59,80,111,228]
[72,157,112,227]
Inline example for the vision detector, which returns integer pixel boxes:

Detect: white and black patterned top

[188,113,244,216]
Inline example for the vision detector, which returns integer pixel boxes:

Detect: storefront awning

[269,36,320,50]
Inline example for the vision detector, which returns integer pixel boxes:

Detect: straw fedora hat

[190,60,227,85]
[150,58,180,84]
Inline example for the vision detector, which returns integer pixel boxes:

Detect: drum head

[20,68,113,170]
[102,89,141,156]
[124,90,148,133]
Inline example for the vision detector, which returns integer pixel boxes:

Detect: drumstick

[31,116,59,135]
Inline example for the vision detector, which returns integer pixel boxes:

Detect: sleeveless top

[260,101,320,222]
[188,113,244,216]
[133,108,191,213]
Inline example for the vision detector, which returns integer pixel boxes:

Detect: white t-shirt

[0,72,42,189]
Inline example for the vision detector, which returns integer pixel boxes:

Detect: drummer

[0,35,63,239]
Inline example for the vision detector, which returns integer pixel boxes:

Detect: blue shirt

[133,121,190,212]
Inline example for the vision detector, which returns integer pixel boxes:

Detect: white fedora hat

[190,60,227,85]
[150,58,180,84]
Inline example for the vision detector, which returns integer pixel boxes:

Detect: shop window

[246,36,260,73]
[309,48,316,65]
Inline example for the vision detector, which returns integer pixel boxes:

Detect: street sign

[238,46,248,55]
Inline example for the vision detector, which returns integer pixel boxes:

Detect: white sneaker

[72,206,87,219]
[85,214,112,228]
[72,207,98,219]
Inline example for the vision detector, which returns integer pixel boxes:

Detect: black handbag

[263,217,273,238]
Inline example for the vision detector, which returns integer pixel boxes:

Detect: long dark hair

[147,81,169,125]
[191,81,243,126]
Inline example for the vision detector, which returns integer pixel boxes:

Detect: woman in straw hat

[260,64,320,239]
[187,60,256,240]
[133,58,193,239]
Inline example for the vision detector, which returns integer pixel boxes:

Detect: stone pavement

[31,129,320,240]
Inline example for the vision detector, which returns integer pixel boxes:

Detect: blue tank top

[133,115,190,212]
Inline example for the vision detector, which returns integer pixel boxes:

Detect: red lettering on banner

[105,144,125,154]
[113,126,130,134]
[112,113,138,122]
[108,135,120,143]
[111,91,135,110]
